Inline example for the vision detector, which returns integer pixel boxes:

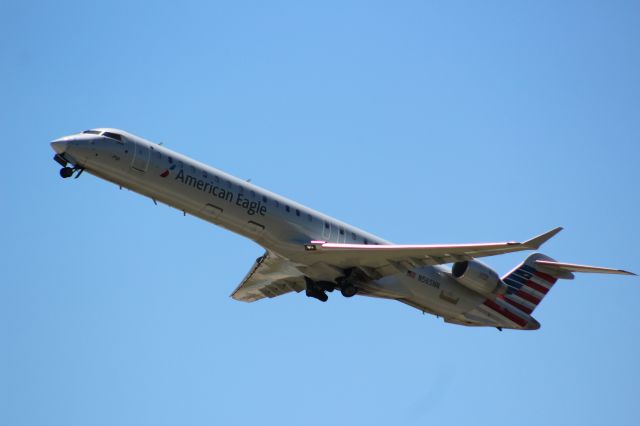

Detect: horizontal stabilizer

[535,260,636,276]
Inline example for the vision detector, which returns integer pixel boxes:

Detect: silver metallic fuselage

[51,129,531,329]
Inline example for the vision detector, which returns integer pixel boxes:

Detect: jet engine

[451,260,507,296]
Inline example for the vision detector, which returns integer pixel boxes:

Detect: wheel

[60,167,74,178]
[306,287,328,302]
[340,284,358,298]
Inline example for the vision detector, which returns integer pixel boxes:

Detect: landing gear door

[131,141,151,172]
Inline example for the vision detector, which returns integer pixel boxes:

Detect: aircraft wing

[231,228,564,302]
[231,251,306,302]
[305,227,563,271]
[535,260,636,276]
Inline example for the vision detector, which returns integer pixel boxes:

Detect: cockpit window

[83,130,101,135]
[102,131,123,142]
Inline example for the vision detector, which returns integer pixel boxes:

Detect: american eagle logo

[160,164,177,178]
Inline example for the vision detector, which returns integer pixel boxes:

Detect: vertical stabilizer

[501,253,561,314]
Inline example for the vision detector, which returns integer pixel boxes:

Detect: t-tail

[500,253,635,318]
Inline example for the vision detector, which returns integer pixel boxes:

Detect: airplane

[50,128,635,331]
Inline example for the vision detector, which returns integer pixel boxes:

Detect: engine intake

[452,260,507,296]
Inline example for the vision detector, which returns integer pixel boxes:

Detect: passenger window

[214,176,219,183]
[285,206,290,213]
[295,209,300,217]
[190,166,196,173]
[351,232,356,240]
[168,157,173,164]
[262,196,267,202]
[324,222,329,229]
[339,228,345,235]
[364,239,368,245]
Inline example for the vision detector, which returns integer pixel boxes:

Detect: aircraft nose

[50,140,69,154]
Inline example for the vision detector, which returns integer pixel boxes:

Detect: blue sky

[2,1,639,425]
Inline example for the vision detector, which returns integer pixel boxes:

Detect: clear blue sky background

[1,1,639,425]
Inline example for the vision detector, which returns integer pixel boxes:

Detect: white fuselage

[51,129,530,329]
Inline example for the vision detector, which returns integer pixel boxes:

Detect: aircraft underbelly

[363,269,485,318]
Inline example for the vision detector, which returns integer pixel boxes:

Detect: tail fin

[501,253,636,315]
[501,254,560,314]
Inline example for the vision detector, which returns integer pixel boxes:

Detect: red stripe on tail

[500,295,534,314]
[534,270,557,283]
[516,290,541,305]
[525,281,549,295]
[484,300,528,327]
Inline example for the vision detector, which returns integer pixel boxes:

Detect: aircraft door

[131,141,151,172]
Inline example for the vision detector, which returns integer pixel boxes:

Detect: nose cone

[50,140,69,154]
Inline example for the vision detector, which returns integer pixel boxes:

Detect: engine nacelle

[451,260,507,296]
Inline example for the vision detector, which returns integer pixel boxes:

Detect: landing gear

[59,167,74,178]
[304,270,363,303]
[318,281,336,293]
[55,155,84,179]
[59,166,85,179]
[305,277,329,302]
[306,287,328,302]
[336,268,363,298]
[54,154,68,167]
[340,284,358,298]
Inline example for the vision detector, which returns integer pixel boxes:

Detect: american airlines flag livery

[51,129,635,331]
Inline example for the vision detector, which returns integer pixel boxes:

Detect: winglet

[523,227,563,250]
